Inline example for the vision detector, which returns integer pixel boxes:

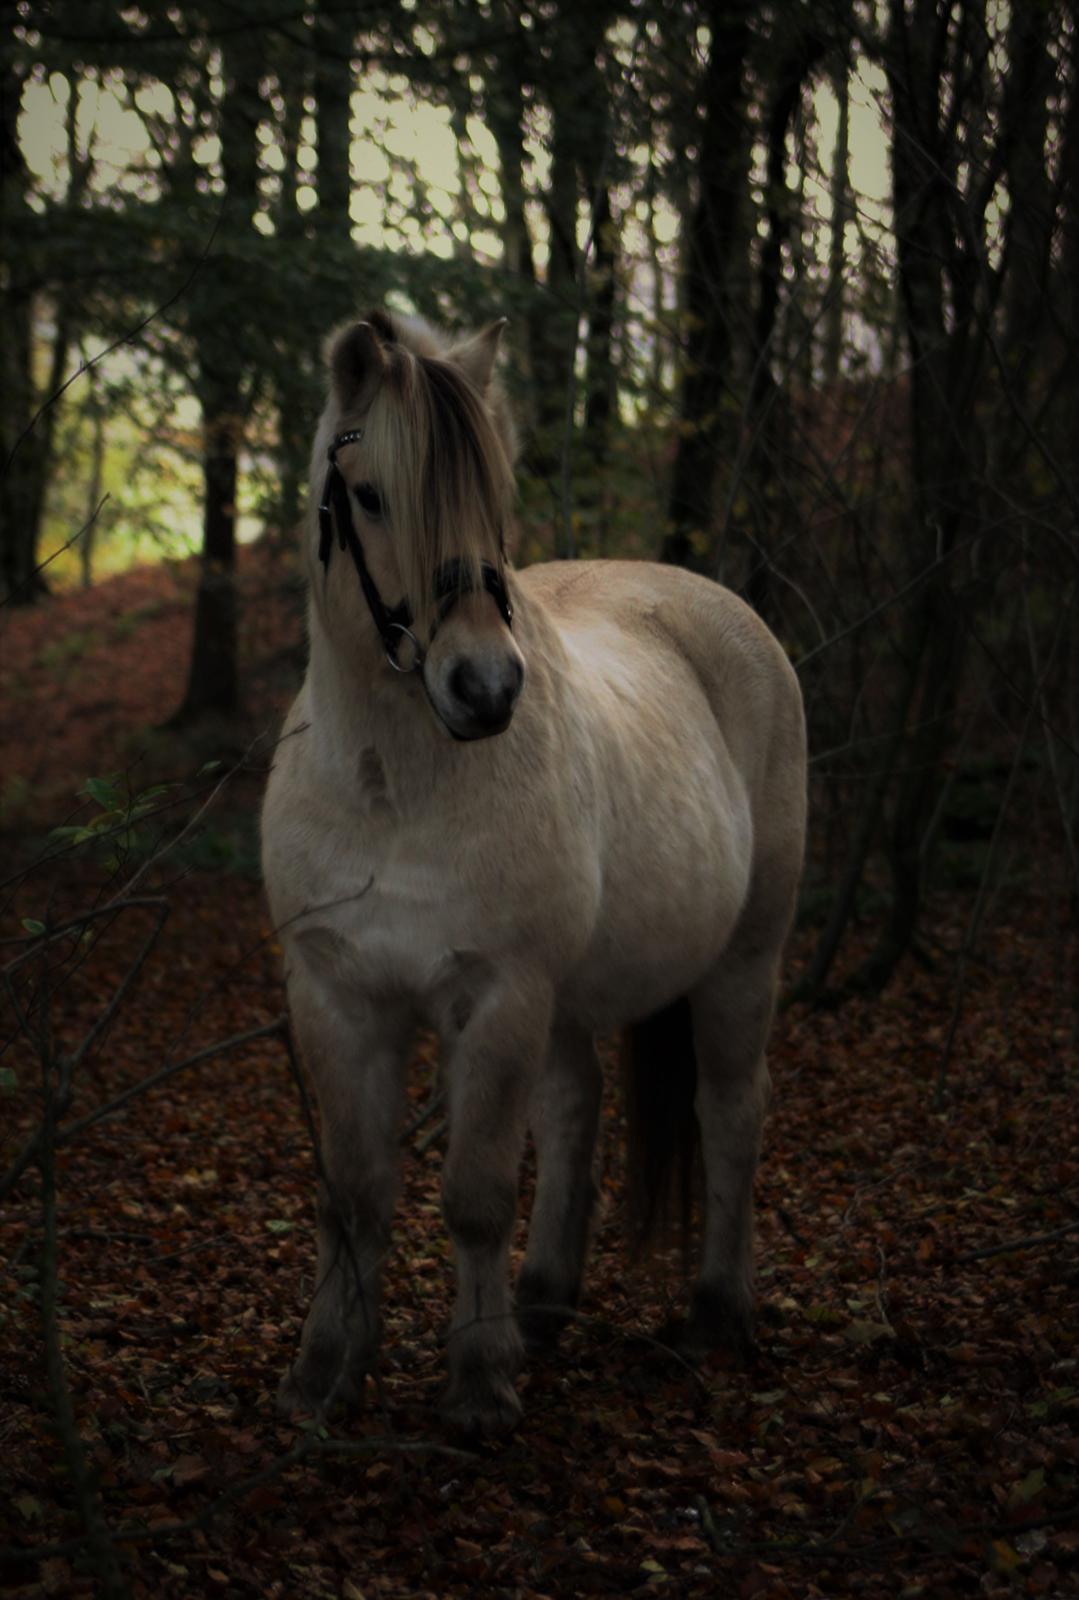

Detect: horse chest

[283,809,527,1033]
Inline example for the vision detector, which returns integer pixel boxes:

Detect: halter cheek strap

[318,430,416,666]
[317,429,513,672]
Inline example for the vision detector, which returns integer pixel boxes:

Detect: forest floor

[1,555,1077,1600]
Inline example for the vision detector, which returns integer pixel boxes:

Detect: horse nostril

[449,659,522,728]
[448,661,480,708]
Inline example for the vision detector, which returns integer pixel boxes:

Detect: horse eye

[354,482,383,519]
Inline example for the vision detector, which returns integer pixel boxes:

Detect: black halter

[317,428,513,671]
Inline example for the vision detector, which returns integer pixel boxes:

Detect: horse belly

[558,762,753,1030]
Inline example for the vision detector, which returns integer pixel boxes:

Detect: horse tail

[622,996,699,1263]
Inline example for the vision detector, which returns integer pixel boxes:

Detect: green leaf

[87,809,123,833]
[199,760,223,775]
[1011,1467,1045,1505]
[21,918,46,936]
[82,776,122,810]
[991,1539,1021,1571]
[0,1067,17,1091]
[845,1319,894,1346]
[266,1219,293,1235]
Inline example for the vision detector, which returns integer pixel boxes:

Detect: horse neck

[305,599,443,795]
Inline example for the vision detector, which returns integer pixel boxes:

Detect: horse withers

[261,307,807,1437]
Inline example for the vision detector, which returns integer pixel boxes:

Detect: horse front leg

[440,976,552,1437]
[279,969,410,1416]
[516,1026,603,1353]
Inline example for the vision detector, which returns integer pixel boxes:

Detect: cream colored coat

[261,311,806,1436]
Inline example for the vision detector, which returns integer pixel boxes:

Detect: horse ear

[450,318,507,393]
[327,320,387,411]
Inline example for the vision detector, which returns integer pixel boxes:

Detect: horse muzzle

[428,649,525,741]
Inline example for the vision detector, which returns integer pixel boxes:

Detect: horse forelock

[355,343,512,630]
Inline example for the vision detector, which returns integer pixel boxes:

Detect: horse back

[520,559,804,808]
[516,561,805,1023]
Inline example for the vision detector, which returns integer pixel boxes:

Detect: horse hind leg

[674,938,783,1360]
[516,1026,603,1354]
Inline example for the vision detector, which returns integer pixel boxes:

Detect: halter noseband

[317,428,513,672]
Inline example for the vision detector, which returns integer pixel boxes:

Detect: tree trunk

[175,28,264,720]
[487,13,536,285]
[738,19,826,616]
[81,365,106,590]
[177,396,241,718]
[0,52,73,603]
[530,71,582,464]
[273,18,315,533]
[581,182,617,545]
[822,53,850,385]
[314,2,354,267]
[660,0,752,569]
[848,0,987,990]
[0,291,46,604]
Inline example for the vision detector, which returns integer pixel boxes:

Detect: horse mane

[353,312,515,629]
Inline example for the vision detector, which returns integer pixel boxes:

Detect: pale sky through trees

[15,31,897,572]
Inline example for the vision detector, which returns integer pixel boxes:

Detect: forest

[2,1,1077,1596]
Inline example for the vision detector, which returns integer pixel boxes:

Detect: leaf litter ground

[1,560,1077,1599]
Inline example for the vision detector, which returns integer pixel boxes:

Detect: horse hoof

[654,1307,756,1366]
[276,1358,365,1419]
[517,1303,571,1357]
[276,1368,317,1419]
[516,1272,575,1356]
[440,1377,523,1439]
[519,1319,562,1358]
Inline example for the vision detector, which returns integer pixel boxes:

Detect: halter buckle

[383,622,424,673]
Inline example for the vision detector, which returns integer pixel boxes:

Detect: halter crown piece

[318,429,513,673]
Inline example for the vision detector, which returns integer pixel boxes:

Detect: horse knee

[320,1161,396,1232]
[442,1168,517,1253]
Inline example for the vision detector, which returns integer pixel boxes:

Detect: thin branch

[958,1218,1079,1263]
[57,1016,288,1147]
[0,1435,476,1568]
[1,206,225,481]
[0,497,110,612]
[37,961,130,1597]
[400,1087,446,1143]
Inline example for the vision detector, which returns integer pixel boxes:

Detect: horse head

[313,309,525,741]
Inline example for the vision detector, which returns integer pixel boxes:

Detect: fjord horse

[261,308,806,1436]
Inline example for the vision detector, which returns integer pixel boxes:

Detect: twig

[3,896,170,972]
[874,1243,894,1335]
[0,1016,286,1204]
[65,901,171,1080]
[147,1231,234,1266]
[933,587,1072,1105]
[958,1218,1079,1263]
[0,497,110,612]
[415,1116,448,1155]
[37,961,130,1597]
[1,207,225,482]
[0,1435,476,1568]
[109,735,267,905]
[57,1017,287,1147]
[400,1086,446,1143]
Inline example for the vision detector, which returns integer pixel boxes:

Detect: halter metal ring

[384,622,424,673]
